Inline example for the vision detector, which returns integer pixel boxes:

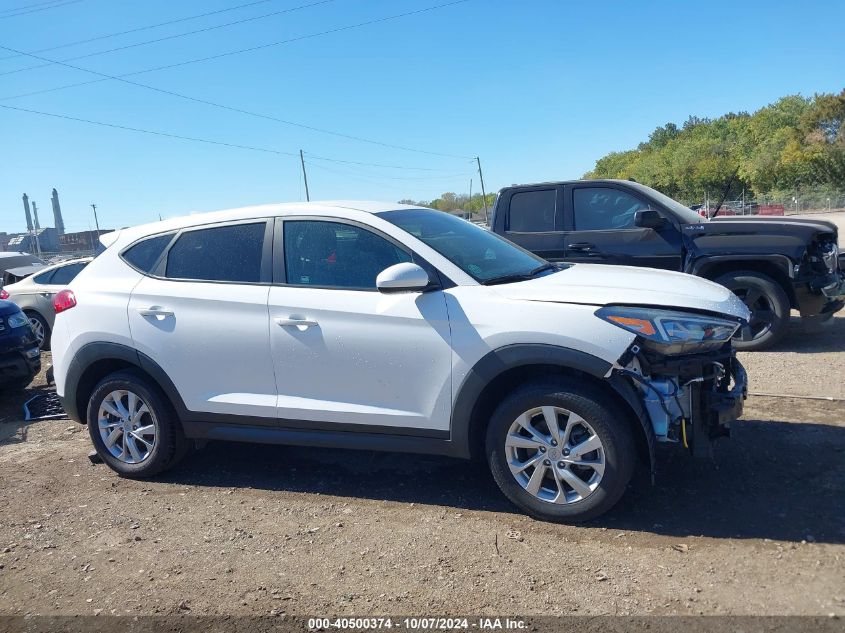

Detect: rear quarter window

[121,233,176,273]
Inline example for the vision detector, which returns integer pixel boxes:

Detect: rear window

[165,223,265,283]
[508,189,557,232]
[122,233,175,273]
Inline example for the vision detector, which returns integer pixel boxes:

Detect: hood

[696,215,838,241]
[0,300,23,317]
[491,264,750,320]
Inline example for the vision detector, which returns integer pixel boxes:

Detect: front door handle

[137,306,174,318]
[568,242,596,252]
[275,317,318,328]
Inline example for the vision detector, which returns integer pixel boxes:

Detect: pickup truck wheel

[86,370,187,478]
[485,378,635,523]
[714,270,790,351]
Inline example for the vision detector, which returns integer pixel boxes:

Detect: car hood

[695,215,838,240]
[491,264,750,320]
[0,299,23,317]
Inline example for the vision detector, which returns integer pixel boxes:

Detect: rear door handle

[137,306,174,318]
[275,317,318,328]
[568,242,596,252]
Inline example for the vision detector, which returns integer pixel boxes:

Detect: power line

[0,0,282,61]
[0,103,298,157]
[0,102,470,174]
[306,152,475,171]
[0,0,67,15]
[305,158,474,180]
[0,0,474,160]
[0,0,82,20]
[0,0,337,76]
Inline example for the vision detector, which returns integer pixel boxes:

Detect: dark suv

[0,299,41,391]
[490,179,844,350]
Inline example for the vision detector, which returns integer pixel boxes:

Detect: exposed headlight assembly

[595,305,741,355]
[7,313,30,330]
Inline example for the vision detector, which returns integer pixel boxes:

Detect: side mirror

[635,209,667,229]
[376,263,432,293]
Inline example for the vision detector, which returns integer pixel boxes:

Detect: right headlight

[7,313,30,330]
[595,305,742,355]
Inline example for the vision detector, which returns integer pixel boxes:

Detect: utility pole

[91,204,101,254]
[299,150,310,202]
[468,178,472,220]
[91,203,101,234]
[475,156,489,225]
[31,201,43,257]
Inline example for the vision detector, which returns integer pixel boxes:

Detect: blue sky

[0,0,843,234]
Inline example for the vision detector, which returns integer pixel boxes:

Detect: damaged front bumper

[798,270,845,318]
[616,345,747,460]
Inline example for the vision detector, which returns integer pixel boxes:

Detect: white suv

[51,202,750,522]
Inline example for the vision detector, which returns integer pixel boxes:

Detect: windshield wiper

[482,263,556,286]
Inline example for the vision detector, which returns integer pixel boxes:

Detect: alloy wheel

[504,406,605,504]
[97,390,157,464]
[28,316,45,347]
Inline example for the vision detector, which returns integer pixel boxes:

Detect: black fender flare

[61,341,188,423]
[687,254,795,279]
[449,344,654,471]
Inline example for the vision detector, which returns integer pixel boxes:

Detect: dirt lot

[1,322,844,617]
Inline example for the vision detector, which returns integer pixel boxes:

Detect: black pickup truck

[490,179,844,350]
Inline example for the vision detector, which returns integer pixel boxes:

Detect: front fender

[449,344,653,472]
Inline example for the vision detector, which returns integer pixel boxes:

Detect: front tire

[26,311,50,350]
[485,378,636,523]
[714,270,790,351]
[86,370,187,477]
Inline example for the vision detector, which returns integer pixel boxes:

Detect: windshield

[625,181,706,224]
[378,209,551,283]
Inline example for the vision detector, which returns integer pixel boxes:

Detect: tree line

[401,90,844,213]
[398,192,496,216]
[585,89,845,204]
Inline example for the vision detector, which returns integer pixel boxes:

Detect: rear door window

[165,223,266,283]
[508,189,557,232]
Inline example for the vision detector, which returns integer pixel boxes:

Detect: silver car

[1,258,91,349]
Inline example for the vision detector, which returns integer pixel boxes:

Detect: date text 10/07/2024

[307,617,527,630]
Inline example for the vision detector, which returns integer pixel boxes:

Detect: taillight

[0,288,8,300]
[53,289,77,313]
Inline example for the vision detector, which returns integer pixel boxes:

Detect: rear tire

[485,378,636,523]
[86,370,187,478]
[715,270,790,351]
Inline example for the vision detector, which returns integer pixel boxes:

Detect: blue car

[0,299,41,391]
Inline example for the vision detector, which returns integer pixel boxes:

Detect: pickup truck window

[508,189,556,232]
[573,187,650,231]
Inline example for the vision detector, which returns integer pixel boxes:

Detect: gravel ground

[739,314,845,399]
[1,348,844,618]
